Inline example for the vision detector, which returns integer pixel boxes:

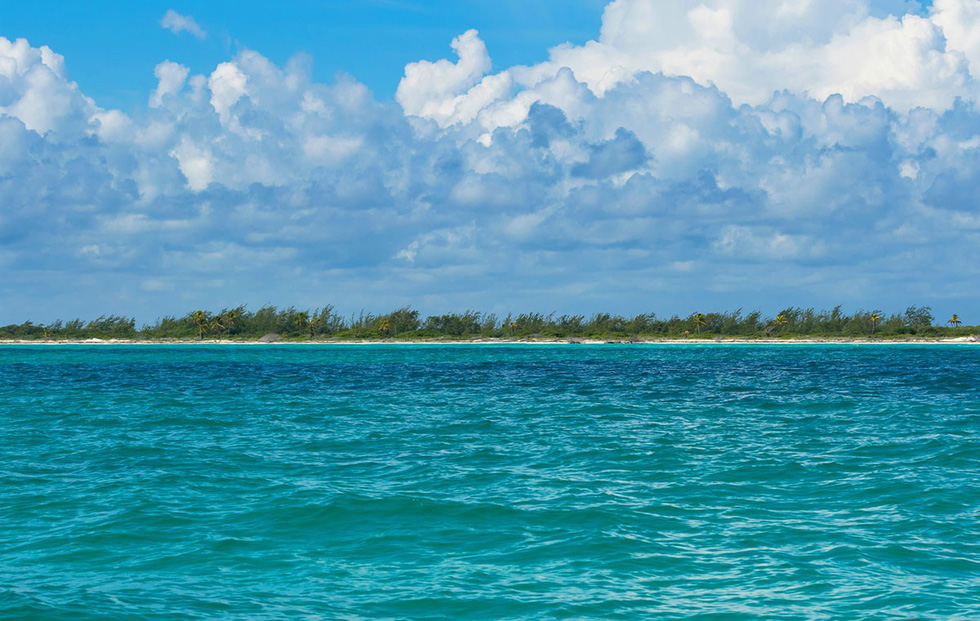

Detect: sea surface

[1,344,978,620]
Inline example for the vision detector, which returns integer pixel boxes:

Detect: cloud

[2,1,980,323]
[571,128,648,179]
[160,10,206,40]
[398,0,980,132]
[0,37,95,137]
[150,60,190,108]
[395,29,504,126]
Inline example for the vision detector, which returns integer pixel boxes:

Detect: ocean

[1,344,977,619]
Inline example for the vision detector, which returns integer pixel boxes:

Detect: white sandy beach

[2,337,978,346]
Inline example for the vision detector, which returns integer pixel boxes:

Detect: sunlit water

[1,345,978,619]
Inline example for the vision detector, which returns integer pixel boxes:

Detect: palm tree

[379,319,391,337]
[293,311,309,336]
[192,310,209,340]
[693,313,707,336]
[309,315,323,339]
[949,314,962,328]
[222,307,243,335]
[772,313,788,336]
[870,312,881,335]
[209,315,226,339]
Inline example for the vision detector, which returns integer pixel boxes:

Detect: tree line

[0,305,974,340]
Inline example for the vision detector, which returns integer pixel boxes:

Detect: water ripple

[1,344,978,619]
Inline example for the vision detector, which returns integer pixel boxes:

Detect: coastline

[1,337,978,346]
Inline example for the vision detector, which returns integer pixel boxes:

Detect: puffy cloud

[399,0,980,133]
[396,29,507,127]
[150,61,190,108]
[2,2,980,323]
[207,62,248,126]
[0,37,96,137]
[571,128,648,179]
[932,0,980,72]
[160,10,207,40]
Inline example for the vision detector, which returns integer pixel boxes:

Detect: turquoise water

[1,345,978,619]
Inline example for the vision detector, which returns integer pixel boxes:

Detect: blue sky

[1,0,610,111]
[1,0,978,325]
[1,0,929,110]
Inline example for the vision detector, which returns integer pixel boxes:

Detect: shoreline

[1,337,978,346]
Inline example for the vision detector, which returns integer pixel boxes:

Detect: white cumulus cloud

[150,61,190,108]
[160,9,207,40]
[396,29,504,126]
[398,0,980,132]
[0,37,96,137]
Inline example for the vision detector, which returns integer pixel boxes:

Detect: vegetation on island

[0,304,976,341]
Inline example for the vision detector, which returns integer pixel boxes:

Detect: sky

[1,0,979,325]
[0,0,612,111]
